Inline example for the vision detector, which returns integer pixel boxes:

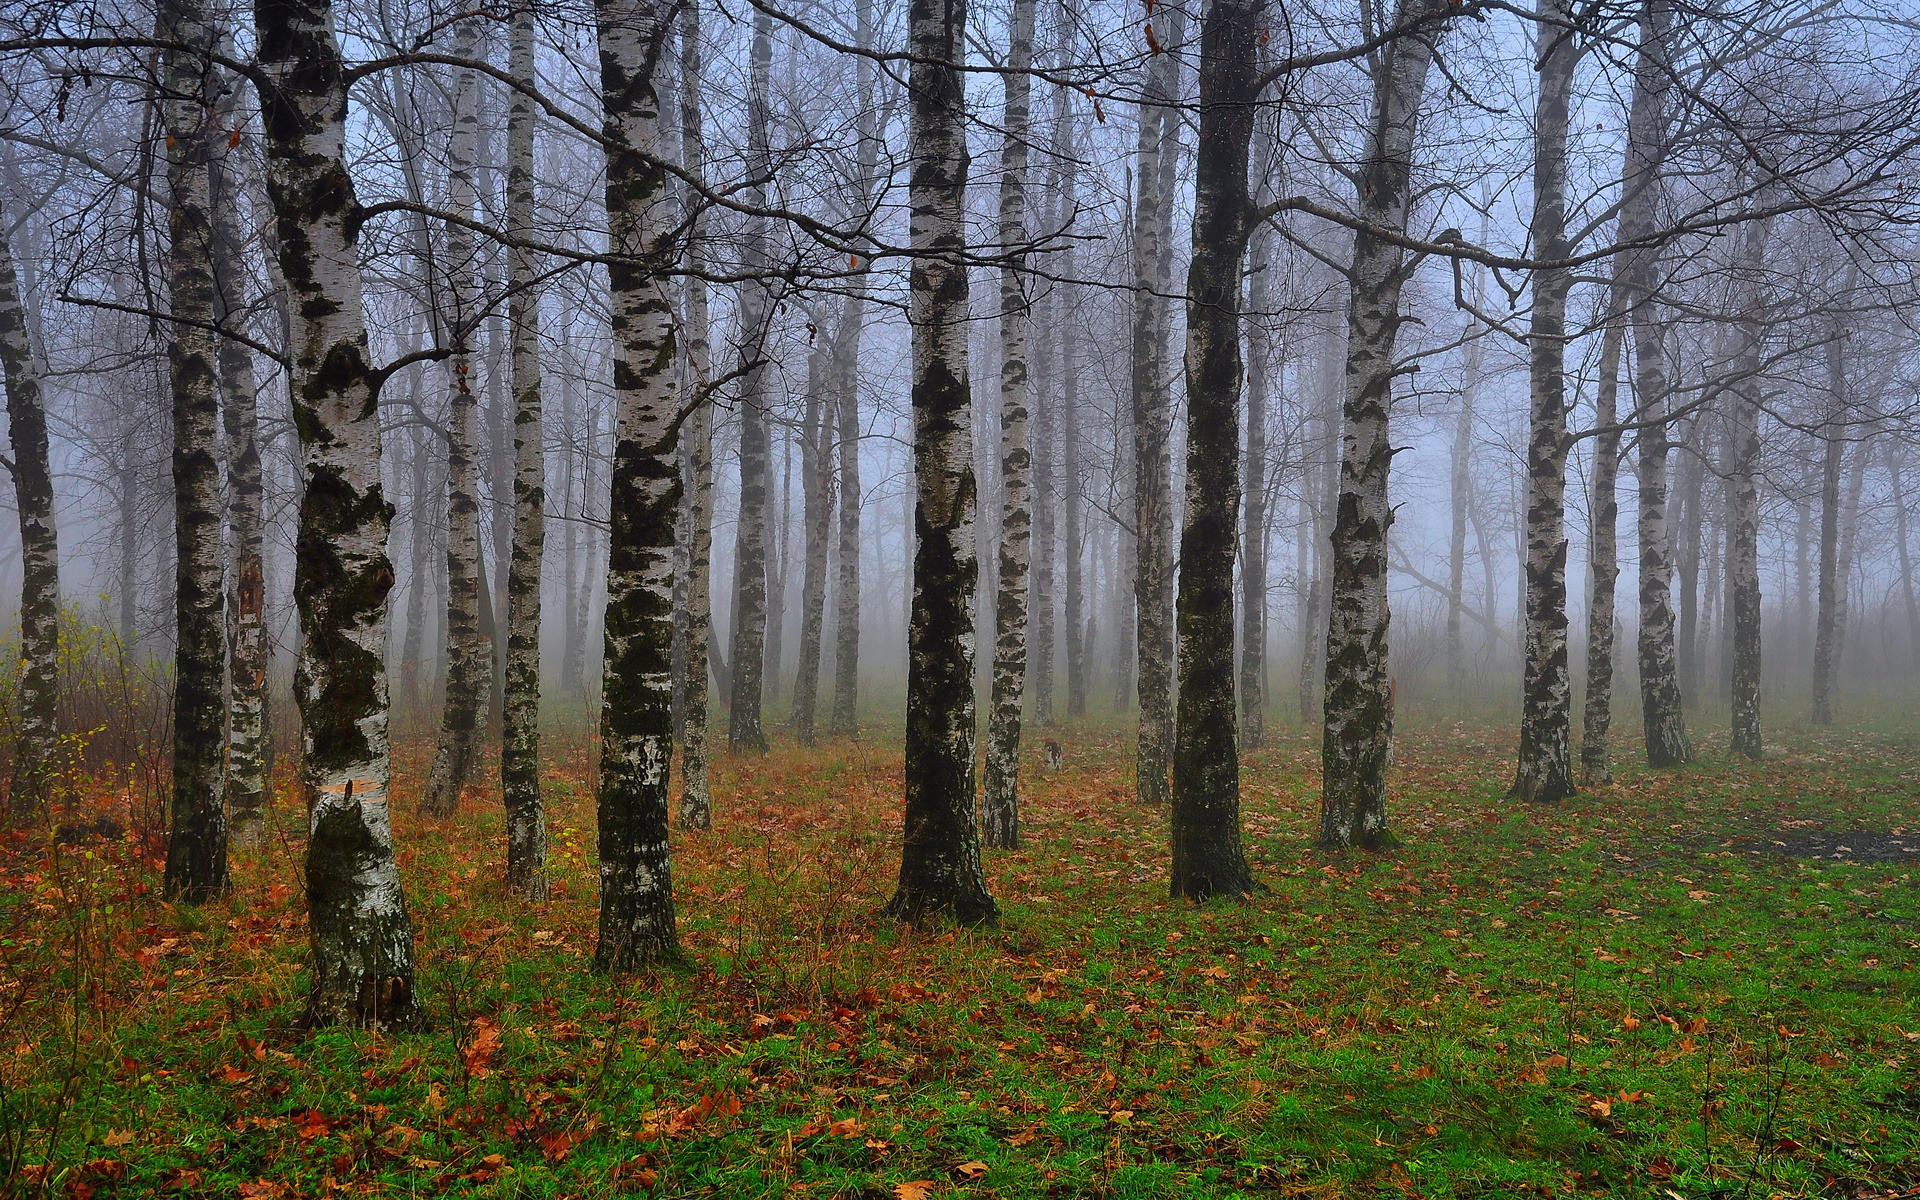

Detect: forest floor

[3,706,1918,1199]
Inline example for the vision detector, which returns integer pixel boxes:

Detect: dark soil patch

[1733,828,1920,864]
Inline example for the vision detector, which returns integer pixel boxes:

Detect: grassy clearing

[2,710,1916,1199]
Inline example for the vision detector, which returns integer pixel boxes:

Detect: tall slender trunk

[118,442,138,644]
[1319,0,1451,849]
[1831,418,1870,699]
[592,0,682,970]
[1581,315,1626,782]
[1131,6,1183,804]
[1239,218,1271,749]
[211,55,269,840]
[400,415,433,715]
[1620,0,1690,767]
[1446,310,1483,692]
[677,0,715,825]
[1297,506,1320,724]
[1171,0,1261,900]
[0,206,58,820]
[163,0,231,901]
[1512,0,1577,806]
[1674,424,1706,705]
[1031,67,1062,727]
[424,19,486,816]
[767,431,790,706]
[791,332,835,744]
[1061,145,1086,722]
[558,328,584,700]
[1725,212,1771,759]
[502,0,548,898]
[1888,444,1920,673]
[886,0,996,927]
[727,7,775,754]
[1811,362,1843,725]
[255,0,419,1028]
[983,0,1037,850]
[829,0,877,738]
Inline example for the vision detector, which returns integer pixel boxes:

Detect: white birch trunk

[1319,0,1453,849]
[1512,0,1578,805]
[162,0,231,901]
[886,0,996,926]
[255,0,420,1028]
[983,0,1037,849]
[593,0,683,969]
[502,0,549,897]
[424,17,487,816]
[677,0,716,824]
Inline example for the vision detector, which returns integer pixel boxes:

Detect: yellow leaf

[103,1129,135,1147]
[894,1182,938,1200]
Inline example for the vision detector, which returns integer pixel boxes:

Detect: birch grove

[0,0,1916,1007]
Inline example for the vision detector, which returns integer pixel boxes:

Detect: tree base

[1314,827,1401,853]
[883,887,998,928]
[302,975,428,1033]
[592,935,682,975]
[1510,774,1575,805]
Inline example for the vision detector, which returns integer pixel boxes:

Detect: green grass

[2,709,1916,1198]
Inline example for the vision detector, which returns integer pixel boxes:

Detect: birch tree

[1131,5,1183,807]
[1171,0,1262,901]
[791,326,834,744]
[501,0,548,897]
[828,0,877,739]
[593,0,682,969]
[0,206,57,821]
[210,42,270,842]
[1319,0,1451,850]
[1622,0,1692,768]
[1239,200,1273,750]
[727,7,775,756]
[162,0,230,901]
[677,0,715,824]
[983,0,1036,851]
[1724,210,1771,759]
[423,17,487,816]
[886,0,996,926]
[1580,308,1626,784]
[255,0,421,1028]
[1512,0,1579,806]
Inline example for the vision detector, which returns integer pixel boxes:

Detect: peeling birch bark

[886,0,996,927]
[255,0,420,1028]
[593,0,682,969]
